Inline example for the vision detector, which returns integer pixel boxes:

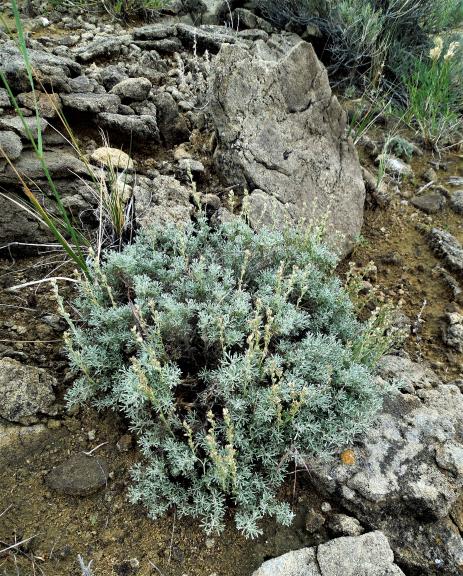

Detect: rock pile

[1,17,364,257]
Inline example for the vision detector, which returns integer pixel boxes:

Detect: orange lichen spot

[340,449,356,465]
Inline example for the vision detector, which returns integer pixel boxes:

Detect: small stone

[178,158,205,173]
[376,355,439,391]
[91,146,134,170]
[238,29,270,41]
[0,358,57,424]
[0,423,49,458]
[154,92,189,146]
[111,77,152,102]
[88,429,96,441]
[61,92,120,114]
[252,531,404,576]
[411,191,446,214]
[232,8,274,33]
[0,115,48,140]
[69,75,96,93]
[327,514,364,537]
[377,154,414,179]
[133,23,178,41]
[422,167,437,182]
[174,143,193,161]
[130,100,157,116]
[1,150,87,183]
[45,453,109,496]
[97,113,160,142]
[100,65,129,91]
[321,502,332,513]
[117,434,133,452]
[317,531,404,576]
[145,38,183,53]
[435,443,463,476]
[0,88,11,107]
[74,36,131,63]
[429,228,463,272]
[442,312,463,352]
[41,313,66,331]
[205,538,215,549]
[448,177,463,187]
[211,207,236,226]
[0,130,22,160]
[47,419,61,430]
[118,104,135,115]
[176,23,240,53]
[17,91,61,118]
[305,508,325,533]
[200,194,221,210]
[449,190,463,214]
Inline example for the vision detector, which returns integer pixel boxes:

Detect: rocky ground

[1,1,463,575]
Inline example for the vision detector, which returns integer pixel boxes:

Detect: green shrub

[256,0,463,86]
[255,0,329,27]
[386,136,416,160]
[61,217,392,537]
[403,37,462,148]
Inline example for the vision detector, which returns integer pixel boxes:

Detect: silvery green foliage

[64,217,385,537]
[77,555,94,576]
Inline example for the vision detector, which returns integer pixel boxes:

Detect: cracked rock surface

[252,531,404,576]
[210,37,365,257]
[0,357,57,424]
[311,358,463,575]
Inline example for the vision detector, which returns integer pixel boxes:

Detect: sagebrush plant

[403,37,462,148]
[386,135,417,160]
[256,0,463,87]
[59,216,397,537]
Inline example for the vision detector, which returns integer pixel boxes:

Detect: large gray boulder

[311,358,463,575]
[210,38,365,257]
[253,531,404,576]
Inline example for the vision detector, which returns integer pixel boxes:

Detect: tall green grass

[403,38,462,148]
[0,0,90,276]
[1,0,139,277]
